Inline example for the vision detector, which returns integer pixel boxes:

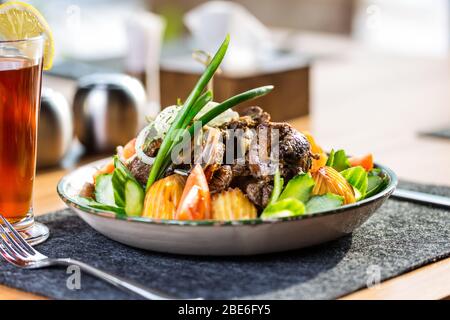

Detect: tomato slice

[122,138,136,160]
[93,159,115,184]
[176,164,211,220]
[349,153,374,171]
[302,131,327,172]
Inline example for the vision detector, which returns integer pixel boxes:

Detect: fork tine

[0,235,21,262]
[0,224,32,260]
[0,215,36,255]
[0,245,18,265]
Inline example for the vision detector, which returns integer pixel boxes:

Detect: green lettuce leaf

[77,196,126,216]
[268,168,284,206]
[278,172,315,203]
[364,169,389,198]
[261,198,306,219]
[306,193,344,214]
[326,149,350,172]
[340,166,368,200]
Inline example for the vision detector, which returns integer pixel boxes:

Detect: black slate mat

[0,181,449,300]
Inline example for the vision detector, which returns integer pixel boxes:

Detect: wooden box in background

[160,62,310,122]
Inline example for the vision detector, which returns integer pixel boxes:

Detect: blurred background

[5,0,449,187]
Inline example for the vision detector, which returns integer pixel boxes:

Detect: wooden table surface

[1,32,449,300]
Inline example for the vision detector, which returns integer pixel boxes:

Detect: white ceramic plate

[57,159,397,256]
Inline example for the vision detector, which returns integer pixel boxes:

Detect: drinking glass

[0,36,49,245]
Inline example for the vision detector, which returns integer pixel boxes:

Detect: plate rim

[57,159,397,227]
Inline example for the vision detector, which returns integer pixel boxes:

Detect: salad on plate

[78,36,390,222]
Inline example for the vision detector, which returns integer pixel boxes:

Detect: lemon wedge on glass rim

[0,1,54,70]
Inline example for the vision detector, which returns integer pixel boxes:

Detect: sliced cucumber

[114,156,140,184]
[112,168,127,207]
[95,173,116,206]
[124,179,144,217]
[77,196,126,216]
[100,156,145,216]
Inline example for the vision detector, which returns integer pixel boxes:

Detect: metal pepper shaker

[72,73,147,153]
[37,88,73,168]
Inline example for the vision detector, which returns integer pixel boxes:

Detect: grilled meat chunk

[143,138,162,157]
[230,163,250,177]
[221,106,270,130]
[223,116,256,130]
[80,182,95,199]
[222,115,312,178]
[208,165,233,194]
[211,106,312,206]
[125,138,161,186]
[256,122,312,179]
[127,156,151,186]
[193,127,225,167]
[240,106,271,124]
[245,179,274,208]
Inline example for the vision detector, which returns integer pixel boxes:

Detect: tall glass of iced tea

[0,36,49,244]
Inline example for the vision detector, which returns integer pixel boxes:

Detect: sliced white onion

[153,105,181,137]
[135,125,156,165]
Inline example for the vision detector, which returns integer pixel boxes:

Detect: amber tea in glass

[0,36,49,244]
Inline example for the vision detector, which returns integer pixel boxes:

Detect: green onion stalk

[145,34,275,192]
[145,35,230,191]
[155,90,213,180]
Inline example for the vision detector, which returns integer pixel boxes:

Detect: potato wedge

[211,188,257,220]
[311,166,356,204]
[142,174,186,219]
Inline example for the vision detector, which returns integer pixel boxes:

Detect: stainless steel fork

[0,215,178,300]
